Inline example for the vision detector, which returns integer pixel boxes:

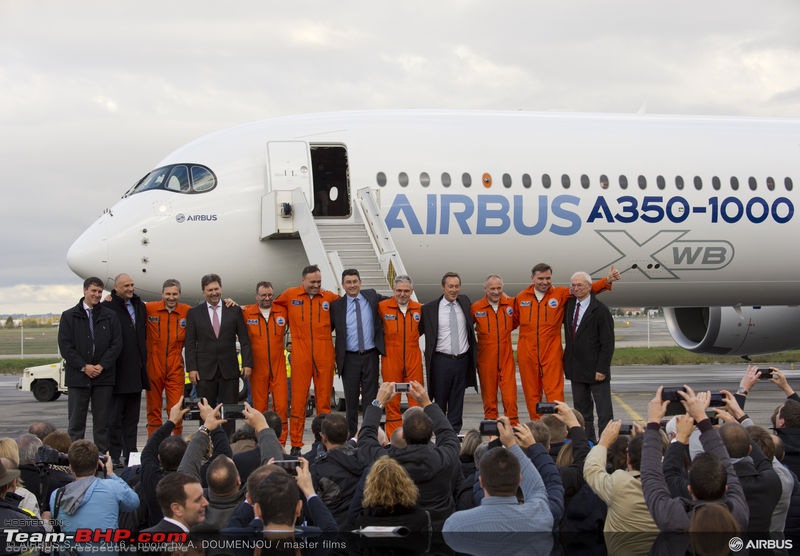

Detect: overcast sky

[1,1,799,314]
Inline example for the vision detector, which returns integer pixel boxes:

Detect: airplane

[66,109,800,357]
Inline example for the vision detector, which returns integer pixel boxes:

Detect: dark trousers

[197,370,239,437]
[342,350,380,436]
[109,392,142,462]
[571,379,613,443]
[430,353,468,433]
[67,385,114,453]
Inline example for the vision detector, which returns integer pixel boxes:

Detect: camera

[35,445,69,466]
[709,392,726,407]
[706,410,720,425]
[479,420,499,436]
[536,402,558,414]
[273,460,301,475]
[661,387,687,402]
[758,368,774,379]
[394,383,411,393]
[221,403,246,420]
[619,424,633,435]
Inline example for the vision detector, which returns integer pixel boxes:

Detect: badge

[179,318,186,328]
[276,316,286,326]
[413,312,420,321]
[247,319,259,325]
[148,316,159,323]
[292,299,303,306]
[520,301,532,307]
[384,314,397,320]
[322,302,330,311]
[548,299,559,308]
[475,311,487,317]
[506,308,514,316]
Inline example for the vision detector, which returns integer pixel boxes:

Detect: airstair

[261,187,410,296]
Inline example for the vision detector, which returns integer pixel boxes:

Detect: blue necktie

[86,307,94,339]
[126,300,136,324]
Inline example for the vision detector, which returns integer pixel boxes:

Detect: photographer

[19,435,73,514]
[48,439,139,532]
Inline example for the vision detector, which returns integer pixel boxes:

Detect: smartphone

[618,424,633,435]
[661,387,687,402]
[709,392,726,407]
[536,402,558,414]
[705,410,720,425]
[479,419,499,436]
[273,459,301,475]
[758,368,774,379]
[221,403,246,420]
[183,399,202,421]
[394,383,411,393]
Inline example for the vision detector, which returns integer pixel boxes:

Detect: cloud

[0,283,84,316]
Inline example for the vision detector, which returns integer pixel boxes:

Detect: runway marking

[612,391,644,423]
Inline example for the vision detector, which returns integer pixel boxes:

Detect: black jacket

[419,294,478,399]
[331,289,387,373]
[104,290,149,393]
[58,298,123,388]
[776,426,800,533]
[732,445,782,532]
[310,442,368,526]
[562,295,614,383]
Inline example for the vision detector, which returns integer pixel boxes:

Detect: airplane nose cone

[67,218,108,280]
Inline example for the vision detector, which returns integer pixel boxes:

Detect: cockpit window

[127,164,217,196]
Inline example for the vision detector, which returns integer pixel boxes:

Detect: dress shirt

[436,297,469,355]
[574,295,590,329]
[345,294,375,352]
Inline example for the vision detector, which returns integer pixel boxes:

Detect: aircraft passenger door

[266,141,313,209]
[310,144,351,218]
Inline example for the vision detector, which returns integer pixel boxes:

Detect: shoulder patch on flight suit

[179,318,186,328]
[506,307,514,316]
[322,302,330,311]
[276,316,286,326]
[548,299,559,308]
[413,312,420,321]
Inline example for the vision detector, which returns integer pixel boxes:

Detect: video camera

[35,445,69,467]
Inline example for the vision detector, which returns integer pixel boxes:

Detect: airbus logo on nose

[175,213,218,223]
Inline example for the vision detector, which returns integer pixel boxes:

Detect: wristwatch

[736,387,748,395]
[198,425,210,434]
[371,399,384,409]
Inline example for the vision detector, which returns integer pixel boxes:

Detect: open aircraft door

[262,141,313,238]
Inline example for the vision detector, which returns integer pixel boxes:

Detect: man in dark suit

[142,472,208,534]
[563,271,615,443]
[420,271,477,433]
[58,276,123,453]
[104,273,149,467]
[185,274,253,436]
[331,269,386,437]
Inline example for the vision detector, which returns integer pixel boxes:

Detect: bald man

[104,273,149,467]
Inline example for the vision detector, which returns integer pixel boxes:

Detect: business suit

[141,517,188,534]
[420,294,477,432]
[563,294,614,442]
[185,302,253,423]
[332,289,386,435]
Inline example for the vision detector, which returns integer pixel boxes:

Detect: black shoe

[112,458,125,470]
[289,447,302,457]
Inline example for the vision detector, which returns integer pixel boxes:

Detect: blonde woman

[356,456,431,532]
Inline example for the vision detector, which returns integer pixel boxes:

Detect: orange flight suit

[378,298,424,438]
[145,301,190,436]
[514,278,612,420]
[242,303,289,445]
[274,286,339,449]
[471,294,518,424]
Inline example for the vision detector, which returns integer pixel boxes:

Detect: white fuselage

[68,110,799,308]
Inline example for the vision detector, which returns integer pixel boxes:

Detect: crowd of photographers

[3,363,800,552]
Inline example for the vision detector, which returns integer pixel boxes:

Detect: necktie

[126,300,136,324]
[354,297,365,352]
[211,304,220,338]
[449,302,459,355]
[86,307,94,339]
[572,300,581,337]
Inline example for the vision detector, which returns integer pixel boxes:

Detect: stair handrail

[356,187,411,290]
[291,188,344,295]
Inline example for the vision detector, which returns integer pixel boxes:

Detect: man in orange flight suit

[145,278,190,437]
[273,264,339,455]
[471,274,518,424]
[378,274,424,438]
[514,263,620,420]
[242,281,289,445]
